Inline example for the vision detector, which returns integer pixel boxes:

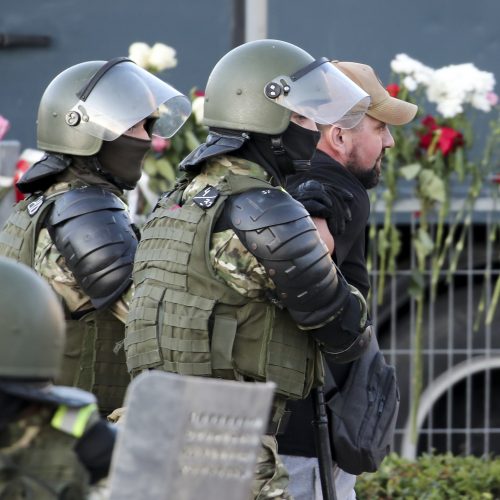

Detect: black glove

[292,180,353,236]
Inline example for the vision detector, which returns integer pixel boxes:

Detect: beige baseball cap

[332,61,418,126]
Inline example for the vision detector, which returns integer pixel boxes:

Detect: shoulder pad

[180,131,247,171]
[49,186,125,225]
[227,187,309,231]
[47,189,137,310]
[16,154,71,194]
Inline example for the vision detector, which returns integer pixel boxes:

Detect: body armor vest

[126,166,324,400]
[0,187,130,415]
[0,406,91,500]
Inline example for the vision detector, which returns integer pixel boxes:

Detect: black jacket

[278,149,371,457]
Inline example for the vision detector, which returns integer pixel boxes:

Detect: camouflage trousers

[250,435,292,500]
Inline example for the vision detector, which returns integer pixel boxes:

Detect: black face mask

[96,134,152,190]
[223,121,321,186]
[280,121,321,170]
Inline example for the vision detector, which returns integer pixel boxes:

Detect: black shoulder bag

[324,333,400,475]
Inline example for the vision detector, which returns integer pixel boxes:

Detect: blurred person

[0,257,116,499]
[279,61,418,500]
[124,39,373,499]
[0,58,191,415]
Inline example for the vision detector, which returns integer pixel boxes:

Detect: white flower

[128,42,151,69]
[471,94,491,113]
[425,63,496,117]
[391,53,434,88]
[149,43,177,72]
[191,96,205,124]
[391,53,421,75]
[403,76,418,92]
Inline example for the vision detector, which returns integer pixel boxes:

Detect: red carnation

[419,115,463,156]
[386,83,400,98]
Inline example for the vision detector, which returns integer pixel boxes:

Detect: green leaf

[418,169,446,203]
[143,155,159,176]
[399,163,422,180]
[155,157,177,183]
[413,227,434,262]
[184,129,201,151]
[408,269,425,298]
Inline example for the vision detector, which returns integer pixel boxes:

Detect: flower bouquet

[373,54,500,439]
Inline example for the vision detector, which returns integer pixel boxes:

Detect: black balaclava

[96,135,152,190]
[233,121,320,186]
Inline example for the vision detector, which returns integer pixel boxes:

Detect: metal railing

[369,195,500,458]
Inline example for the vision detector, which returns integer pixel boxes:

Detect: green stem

[486,274,500,326]
[410,203,429,444]
[430,192,450,299]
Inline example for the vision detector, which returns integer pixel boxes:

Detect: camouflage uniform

[0,405,96,499]
[183,156,275,299]
[127,155,327,500]
[187,157,291,499]
[0,174,132,415]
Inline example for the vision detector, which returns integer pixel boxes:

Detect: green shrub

[355,453,500,499]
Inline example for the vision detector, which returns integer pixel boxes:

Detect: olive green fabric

[0,194,57,268]
[58,311,130,416]
[0,186,130,415]
[0,406,92,500]
[126,161,324,400]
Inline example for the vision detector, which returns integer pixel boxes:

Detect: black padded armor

[226,187,371,361]
[180,130,248,171]
[16,154,71,194]
[47,186,138,310]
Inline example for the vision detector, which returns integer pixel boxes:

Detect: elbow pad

[47,186,138,310]
[226,188,352,327]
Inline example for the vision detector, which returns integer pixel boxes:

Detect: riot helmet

[0,258,96,407]
[37,58,192,156]
[0,257,65,380]
[203,39,370,135]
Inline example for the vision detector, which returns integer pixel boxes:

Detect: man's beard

[345,151,383,190]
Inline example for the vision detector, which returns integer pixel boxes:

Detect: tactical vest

[0,188,129,415]
[126,169,324,400]
[0,404,96,500]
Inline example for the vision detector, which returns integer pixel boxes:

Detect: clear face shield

[67,58,192,140]
[264,57,370,129]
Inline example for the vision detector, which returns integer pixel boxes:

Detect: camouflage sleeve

[34,228,131,322]
[210,228,275,299]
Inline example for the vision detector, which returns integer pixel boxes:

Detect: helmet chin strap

[270,135,296,177]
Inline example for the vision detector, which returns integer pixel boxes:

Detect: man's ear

[328,126,346,153]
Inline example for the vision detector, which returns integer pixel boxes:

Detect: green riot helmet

[202,39,370,135]
[0,257,65,380]
[37,58,192,156]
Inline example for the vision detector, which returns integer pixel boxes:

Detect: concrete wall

[1,0,499,150]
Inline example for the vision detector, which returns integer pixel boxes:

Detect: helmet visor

[265,58,370,129]
[69,60,191,140]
